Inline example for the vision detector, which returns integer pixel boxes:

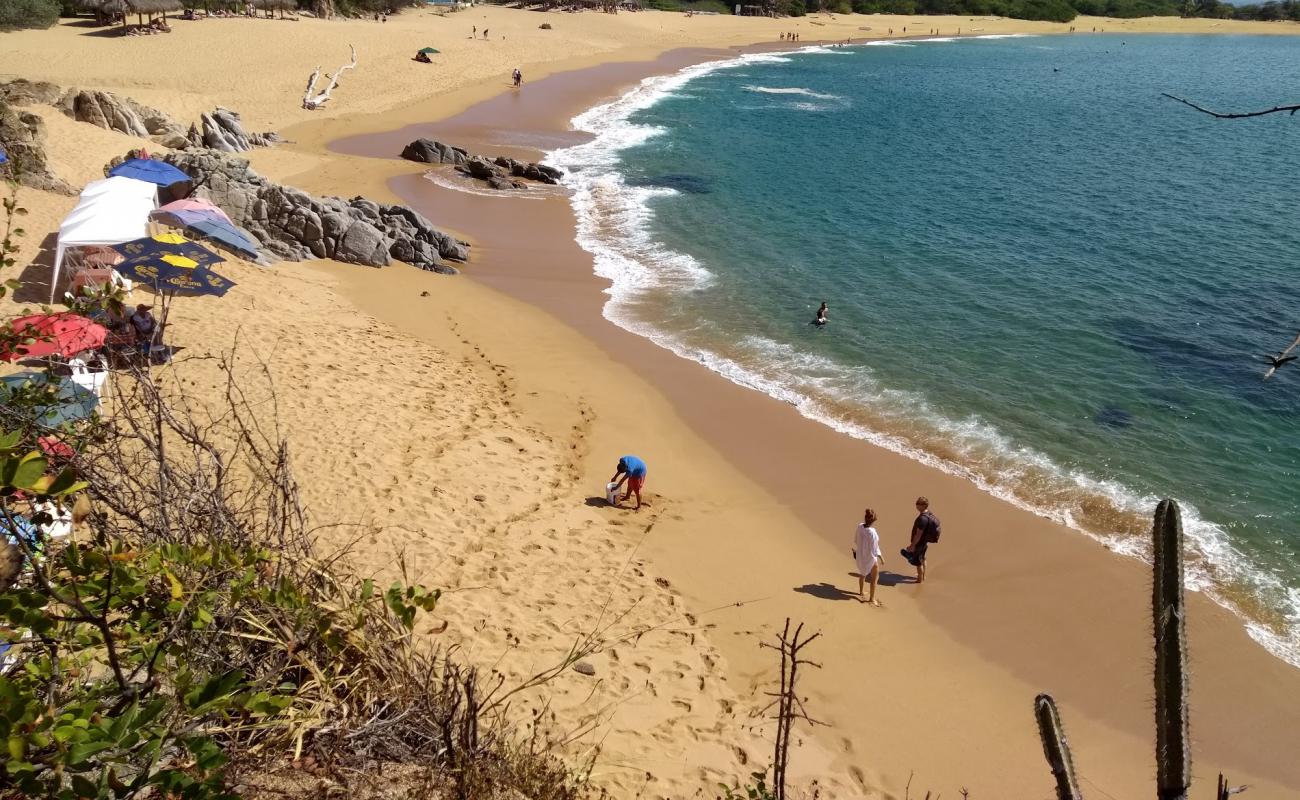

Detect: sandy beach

[5,8,1300,798]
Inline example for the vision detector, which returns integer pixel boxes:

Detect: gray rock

[63,89,154,138]
[401,138,473,166]
[0,101,73,194]
[202,107,282,153]
[159,149,465,272]
[572,661,596,676]
[0,79,63,107]
[413,141,561,189]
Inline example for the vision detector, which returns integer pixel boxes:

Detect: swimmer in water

[812,301,829,326]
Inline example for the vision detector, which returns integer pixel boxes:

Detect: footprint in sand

[671,699,692,713]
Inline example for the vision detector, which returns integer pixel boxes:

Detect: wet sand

[320,49,1300,797]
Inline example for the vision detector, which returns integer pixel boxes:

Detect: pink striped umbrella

[153,198,233,225]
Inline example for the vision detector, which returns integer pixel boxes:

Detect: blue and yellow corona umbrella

[114,253,235,297]
[110,233,226,267]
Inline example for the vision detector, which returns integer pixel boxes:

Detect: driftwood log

[302,44,357,110]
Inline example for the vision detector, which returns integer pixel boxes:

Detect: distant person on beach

[901,496,940,583]
[854,508,884,606]
[472,25,476,37]
[610,455,648,510]
[512,68,522,86]
[812,301,828,326]
[483,28,490,39]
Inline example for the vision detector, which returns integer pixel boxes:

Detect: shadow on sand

[793,582,859,602]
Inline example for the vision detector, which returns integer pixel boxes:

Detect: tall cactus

[1152,499,1191,800]
[1034,694,1084,800]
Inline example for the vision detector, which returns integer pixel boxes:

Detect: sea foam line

[544,45,1299,670]
[743,85,842,100]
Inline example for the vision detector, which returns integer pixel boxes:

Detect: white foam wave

[545,45,1300,670]
[421,170,554,200]
[743,86,842,100]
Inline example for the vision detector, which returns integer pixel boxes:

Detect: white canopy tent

[50,176,159,302]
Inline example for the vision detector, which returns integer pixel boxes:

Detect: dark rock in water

[1094,405,1134,429]
[161,149,468,273]
[401,137,469,166]
[628,173,712,194]
[404,139,561,188]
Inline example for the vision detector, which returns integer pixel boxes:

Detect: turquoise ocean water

[546,34,1300,665]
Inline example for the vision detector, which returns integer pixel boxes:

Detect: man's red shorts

[628,475,645,492]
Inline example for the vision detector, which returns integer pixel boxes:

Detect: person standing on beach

[483,28,489,39]
[901,496,940,583]
[512,68,522,87]
[610,455,648,510]
[854,508,884,606]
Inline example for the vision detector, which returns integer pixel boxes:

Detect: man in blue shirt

[610,455,648,510]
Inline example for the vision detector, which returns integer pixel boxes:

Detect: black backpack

[922,511,942,544]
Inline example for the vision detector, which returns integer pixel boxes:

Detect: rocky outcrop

[161,149,468,273]
[0,79,62,107]
[401,138,469,167]
[61,89,186,142]
[188,108,283,153]
[0,99,73,195]
[3,80,281,154]
[401,138,563,191]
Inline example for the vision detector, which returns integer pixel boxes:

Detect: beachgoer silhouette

[483,28,489,39]
[512,68,522,87]
[1263,331,1300,379]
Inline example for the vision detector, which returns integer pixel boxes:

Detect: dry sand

[5,8,1300,799]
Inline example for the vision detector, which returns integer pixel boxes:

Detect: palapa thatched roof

[126,0,184,12]
[79,0,128,12]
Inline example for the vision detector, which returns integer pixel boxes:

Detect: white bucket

[605,482,620,506]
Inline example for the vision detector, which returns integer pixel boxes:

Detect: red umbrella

[1,313,108,361]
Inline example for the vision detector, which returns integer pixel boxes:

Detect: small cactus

[1153,499,1191,800]
[1034,693,1083,800]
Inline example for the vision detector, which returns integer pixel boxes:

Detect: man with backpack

[901,496,940,583]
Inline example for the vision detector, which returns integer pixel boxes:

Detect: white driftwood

[302,44,357,110]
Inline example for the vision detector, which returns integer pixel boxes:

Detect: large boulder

[405,139,561,190]
[337,220,390,266]
[197,107,282,153]
[62,89,157,138]
[0,79,62,107]
[401,138,468,166]
[0,100,73,194]
[160,149,466,273]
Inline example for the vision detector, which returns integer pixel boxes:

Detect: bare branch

[1161,93,1300,119]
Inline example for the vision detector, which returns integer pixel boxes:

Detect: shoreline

[7,10,1300,796]
[320,36,1300,797]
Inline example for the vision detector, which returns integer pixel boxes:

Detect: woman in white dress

[853,508,884,606]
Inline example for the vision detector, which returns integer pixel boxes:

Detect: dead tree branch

[1161,93,1300,119]
[759,618,825,800]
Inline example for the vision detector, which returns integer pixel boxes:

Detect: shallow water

[547,33,1300,666]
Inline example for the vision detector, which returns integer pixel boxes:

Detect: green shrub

[1012,0,1077,19]
[0,0,60,30]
